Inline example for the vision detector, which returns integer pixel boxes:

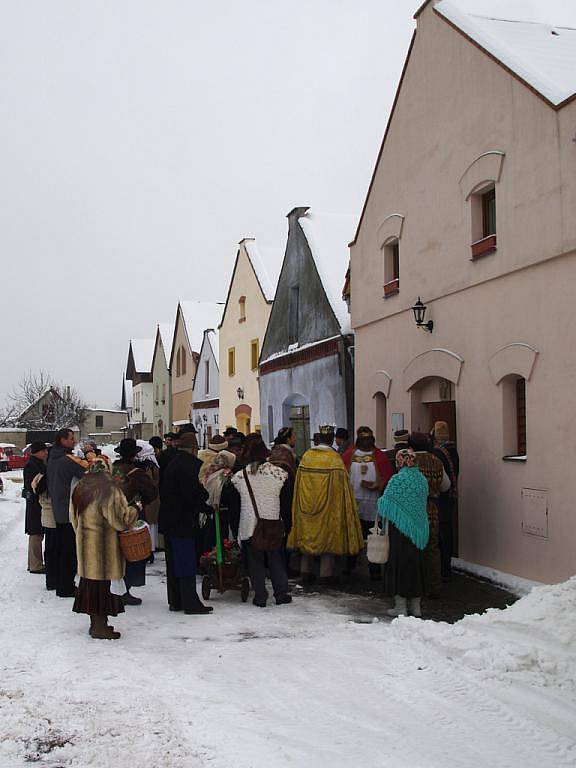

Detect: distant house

[192,329,220,448]
[218,238,280,435]
[259,207,355,454]
[152,323,174,438]
[125,338,155,440]
[169,301,223,429]
[121,379,133,424]
[349,0,576,584]
[81,408,128,444]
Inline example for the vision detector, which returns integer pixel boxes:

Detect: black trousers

[245,541,289,604]
[438,499,454,578]
[44,527,58,590]
[165,538,202,611]
[54,522,77,597]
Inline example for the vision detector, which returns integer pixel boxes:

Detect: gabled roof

[206,328,219,363]
[129,339,155,374]
[243,239,283,302]
[297,210,357,334]
[151,322,174,373]
[121,379,133,410]
[171,301,224,368]
[435,1,576,107]
[192,329,219,393]
[18,387,62,420]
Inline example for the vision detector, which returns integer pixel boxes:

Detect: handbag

[366,515,389,565]
[243,467,285,551]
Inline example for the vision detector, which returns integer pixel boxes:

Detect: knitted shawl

[377,466,430,550]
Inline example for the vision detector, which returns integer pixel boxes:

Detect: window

[205,360,210,394]
[228,347,236,376]
[181,346,187,376]
[482,187,496,238]
[162,382,166,402]
[250,339,259,371]
[239,296,246,323]
[176,348,181,377]
[289,286,299,344]
[502,375,527,459]
[383,239,400,297]
[267,405,274,442]
[95,415,103,428]
[155,385,159,403]
[471,184,497,259]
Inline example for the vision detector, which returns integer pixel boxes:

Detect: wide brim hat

[208,436,228,452]
[115,438,142,457]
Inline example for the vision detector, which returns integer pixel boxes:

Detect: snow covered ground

[1,472,575,768]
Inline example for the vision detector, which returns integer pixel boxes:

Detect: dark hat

[30,441,48,454]
[149,436,163,450]
[223,426,238,437]
[164,432,178,440]
[115,438,142,458]
[335,428,349,440]
[178,423,197,435]
[208,434,228,451]
[393,429,409,445]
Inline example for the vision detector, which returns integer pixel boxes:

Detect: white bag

[366,516,389,565]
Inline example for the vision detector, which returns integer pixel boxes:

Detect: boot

[386,595,408,618]
[122,591,142,606]
[275,594,292,606]
[90,615,121,640]
[408,597,422,618]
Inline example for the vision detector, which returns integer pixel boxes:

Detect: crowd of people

[20,419,459,640]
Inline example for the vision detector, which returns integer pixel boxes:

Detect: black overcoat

[23,455,46,535]
[159,452,210,538]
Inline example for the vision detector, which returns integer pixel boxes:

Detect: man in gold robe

[288,426,363,582]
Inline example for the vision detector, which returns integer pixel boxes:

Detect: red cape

[342,446,394,490]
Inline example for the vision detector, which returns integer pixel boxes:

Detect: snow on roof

[180,301,224,354]
[436,0,576,106]
[130,339,155,373]
[297,210,357,334]
[243,239,283,302]
[206,328,219,363]
[157,323,174,366]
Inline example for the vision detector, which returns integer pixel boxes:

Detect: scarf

[204,450,236,508]
[134,440,159,468]
[377,466,429,550]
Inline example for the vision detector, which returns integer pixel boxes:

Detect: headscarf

[134,440,159,468]
[378,454,429,549]
[269,444,295,475]
[396,448,416,469]
[204,450,237,509]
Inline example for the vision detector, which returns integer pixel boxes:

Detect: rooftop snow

[157,323,174,366]
[180,301,224,354]
[436,0,576,105]
[206,328,219,363]
[243,239,283,302]
[130,339,155,373]
[297,211,357,334]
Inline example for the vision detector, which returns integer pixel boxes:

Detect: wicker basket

[119,525,152,562]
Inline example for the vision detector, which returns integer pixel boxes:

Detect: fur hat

[178,431,199,451]
[208,435,228,452]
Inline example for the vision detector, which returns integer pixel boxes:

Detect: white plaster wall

[259,354,347,447]
[132,382,153,426]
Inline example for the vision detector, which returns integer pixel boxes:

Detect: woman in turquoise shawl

[377,448,429,618]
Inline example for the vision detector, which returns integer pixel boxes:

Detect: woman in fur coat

[71,458,137,639]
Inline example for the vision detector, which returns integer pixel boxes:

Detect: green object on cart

[214,507,223,565]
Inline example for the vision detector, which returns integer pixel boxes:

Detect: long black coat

[159,452,210,538]
[23,455,46,535]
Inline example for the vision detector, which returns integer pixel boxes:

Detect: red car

[0,444,28,471]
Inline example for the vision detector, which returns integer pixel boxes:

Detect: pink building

[350,0,576,584]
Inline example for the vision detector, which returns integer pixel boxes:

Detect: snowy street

[1,473,575,768]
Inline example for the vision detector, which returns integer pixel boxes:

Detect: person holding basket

[70,458,138,639]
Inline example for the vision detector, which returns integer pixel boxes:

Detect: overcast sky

[1,0,574,409]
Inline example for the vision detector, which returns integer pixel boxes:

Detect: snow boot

[408,597,422,618]
[122,591,142,606]
[386,596,408,618]
[90,615,121,640]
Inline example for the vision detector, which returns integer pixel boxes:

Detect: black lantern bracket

[411,297,434,333]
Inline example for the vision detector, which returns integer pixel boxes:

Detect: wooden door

[426,401,457,444]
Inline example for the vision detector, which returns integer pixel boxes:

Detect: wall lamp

[411,297,434,333]
[236,387,245,400]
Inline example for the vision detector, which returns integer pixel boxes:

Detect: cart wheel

[201,576,211,601]
[240,577,250,603]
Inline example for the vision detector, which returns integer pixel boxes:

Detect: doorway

[289,404,310,458]
[427,400,457,445]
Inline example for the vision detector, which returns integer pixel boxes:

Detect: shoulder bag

[366,514,389,565]
[243,467,285,551]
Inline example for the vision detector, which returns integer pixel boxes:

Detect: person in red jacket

[342,426,394,580]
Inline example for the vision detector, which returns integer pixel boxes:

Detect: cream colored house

[169,301,223,429]
[152,323,173,437]
[81,408,128,444]
[219,239,280,435]
[350,0,576,584]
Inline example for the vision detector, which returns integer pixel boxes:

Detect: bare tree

[0,371,88,430]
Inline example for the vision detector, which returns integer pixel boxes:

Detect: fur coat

[71,484,137,580]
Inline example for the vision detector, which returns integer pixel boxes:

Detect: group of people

[21,418,459,640]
